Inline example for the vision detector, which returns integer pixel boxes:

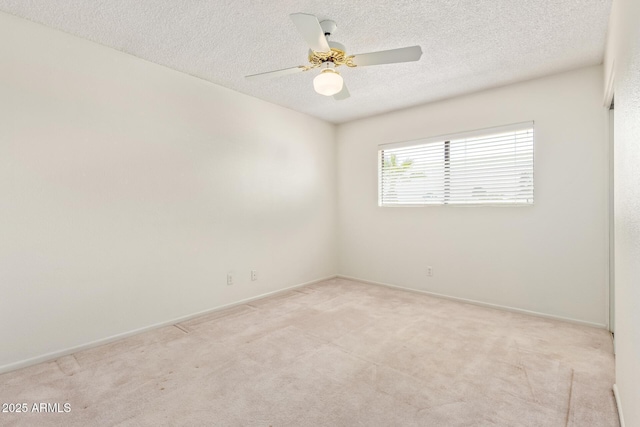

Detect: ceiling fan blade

[245,66,305,81]
[351,45,423,67]
[290,13,331,53]
[333,84,350,101]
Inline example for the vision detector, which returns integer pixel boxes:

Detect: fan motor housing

[307,41,354,67]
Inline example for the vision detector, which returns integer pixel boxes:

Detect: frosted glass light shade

[313,69,343,96]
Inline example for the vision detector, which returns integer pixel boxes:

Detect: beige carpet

[0,278,618,426]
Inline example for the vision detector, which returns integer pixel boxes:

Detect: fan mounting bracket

[319,20,337,37]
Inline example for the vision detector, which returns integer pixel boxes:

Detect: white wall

[605,0,640,424]
[0,12,337,371]
[337,66,609,326]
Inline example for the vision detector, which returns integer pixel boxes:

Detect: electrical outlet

[227,273,234,286]
[251,270,257,281]
[427,266,433,277]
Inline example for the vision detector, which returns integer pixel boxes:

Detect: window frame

[378,121,535,207]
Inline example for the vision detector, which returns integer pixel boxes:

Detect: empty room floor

[0,278,617,426]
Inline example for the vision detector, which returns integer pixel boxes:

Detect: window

[379,122,534,206]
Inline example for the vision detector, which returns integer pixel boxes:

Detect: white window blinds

[379,122,534,206]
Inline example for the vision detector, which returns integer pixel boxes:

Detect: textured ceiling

[0,0,612,123]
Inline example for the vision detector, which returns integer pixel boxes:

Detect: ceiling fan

[245,13,423,100]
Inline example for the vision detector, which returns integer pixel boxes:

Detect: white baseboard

[337,275,607,329]
[0,275,337,375]
[613,384,625,427]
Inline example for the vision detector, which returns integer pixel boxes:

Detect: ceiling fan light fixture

[313,68,343,96]
[245,13,423,102]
